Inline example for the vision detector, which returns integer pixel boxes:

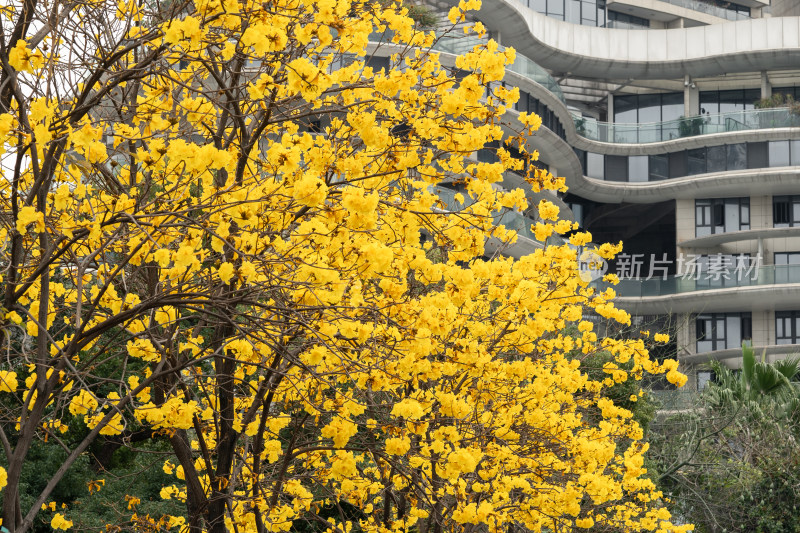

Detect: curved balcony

[574,167,800,203]
[367,37,800,204]
[574,108,800,145]
[440,0,800,79]
[594,264,800,314]
[679,226,800,248]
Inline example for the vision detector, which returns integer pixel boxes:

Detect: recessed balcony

[575,108,800,144]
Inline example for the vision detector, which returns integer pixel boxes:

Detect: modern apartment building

[386,0,800,388]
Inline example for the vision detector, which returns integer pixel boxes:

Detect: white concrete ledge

[682,344,800,366]
[680,226,800,248]
[614,282,800,314]
[450,0,800,79]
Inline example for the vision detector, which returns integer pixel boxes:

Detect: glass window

[740,201,750,229]
[719,89,744,113]
[770,141,791,167]
[637,94,661,124]
[586,152,604,179]
[775,252,800,265]
[776,311,800,345]
[744,89,760,110]
[700,91,720,115]
[547,0,564,17]
[565,0,581,23]
[792,140,800,165]
[697,312,751,352]
[661,93,684,123]
[727,143,747,170]
[696,198,749,236]
[581,0,597,24]
[707,145,727,173]
[688,148,706,175]
[628,156,648,182]
[605,155,628,182]
[669,151,687,178]
[696,200,712,237]
[747,142,768,169]
[773,196,800,228]
[775,196,791,227]
[649,154,669,181]
[726,315,741,349]
[614,95,638,124]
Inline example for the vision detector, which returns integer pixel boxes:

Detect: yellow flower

[16,205,43,235]
[69,390,98,416]
[51,513,73,530]
[385,437,411,455]
[8,40,45,72]
[0,371,18,393]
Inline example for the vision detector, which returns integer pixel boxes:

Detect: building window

[697,312,752,353]
[607,10,650,29]
[527,0,606,26]
[775,252,800,266]
[767,140,800,167]
[775,253,800,284]
[695,198,750,237]
[692,254,753,288]
[613,92,683,124]
[776,311,800,345]
[773,196,800,227]
[586,152,604,179]
[578,141,798,183]
[700,89,760,114]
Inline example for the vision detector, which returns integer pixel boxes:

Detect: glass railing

[659,0,750,21]
[432,37,566,103]
[603,20,650,30]
[592,264,800,297]
[368,30,566,104]
[574,108,800,144]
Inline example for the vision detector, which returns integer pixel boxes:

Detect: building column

[684,75,699,116]
[761,71,771,99]
[607,93,614,123]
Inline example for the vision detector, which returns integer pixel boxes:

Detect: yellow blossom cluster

[0,0,689,532]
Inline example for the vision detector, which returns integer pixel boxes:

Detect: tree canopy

[0,0,690,532]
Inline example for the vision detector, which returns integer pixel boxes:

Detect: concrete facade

[429,0,800,389]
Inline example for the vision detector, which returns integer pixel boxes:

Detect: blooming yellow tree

[0,0,690,531]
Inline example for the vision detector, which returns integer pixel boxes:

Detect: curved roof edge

[458,0,800,79]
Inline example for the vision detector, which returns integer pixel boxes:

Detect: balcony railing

[593,264,800,298]
[658,0,750,21]
[432,37,566,103]
[574,108,800,144]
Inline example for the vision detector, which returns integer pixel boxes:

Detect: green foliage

[406,4,437,28]
[677,116,705,137]
[1,435,181,532]
[650,345,800,532]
